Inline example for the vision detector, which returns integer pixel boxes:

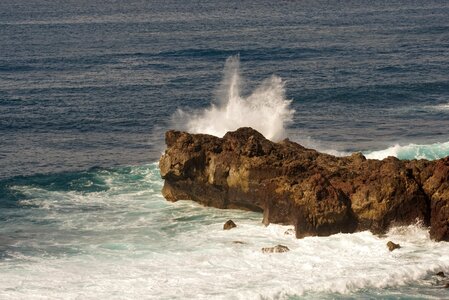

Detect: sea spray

[173,56,295,141]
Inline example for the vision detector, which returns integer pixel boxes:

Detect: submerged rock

[223,220,237,230]
[437,271,446,277]
[262,245,290,253]
[284,229,295,235]
[160,127,449,241]
[387,241,401,251]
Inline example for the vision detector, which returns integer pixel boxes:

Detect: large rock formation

[159,127,449,241]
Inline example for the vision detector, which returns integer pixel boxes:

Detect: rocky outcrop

[387,241,401,251]
[159,127,449,241]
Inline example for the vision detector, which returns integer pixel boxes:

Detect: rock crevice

[159,127,449,241]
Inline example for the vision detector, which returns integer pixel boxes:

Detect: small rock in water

[387,241,401,251]
[223,220,237,230]
[284,229,294,235]
[232,241,245,244]
[444,283,449,289]
[262,244,290,253]
[436,271,446,277]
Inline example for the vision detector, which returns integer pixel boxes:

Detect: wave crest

[364,141,449,160]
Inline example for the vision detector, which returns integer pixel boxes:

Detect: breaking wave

[174,56,295,141]
[364,140,449,160]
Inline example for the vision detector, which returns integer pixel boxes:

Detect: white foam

[2,217,449,299]
[2,164,449,299]
[365,141,449,160]
[174,56,295,141]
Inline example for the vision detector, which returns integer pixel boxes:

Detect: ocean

[1,0,449,298]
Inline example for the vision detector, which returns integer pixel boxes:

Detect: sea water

[1,0,449,299]
[1,164,449,299]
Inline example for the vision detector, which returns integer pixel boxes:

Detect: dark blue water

[1,0,449,178]
[1,1,449,298]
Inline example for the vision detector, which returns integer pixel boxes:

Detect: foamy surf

[1,163,449,299]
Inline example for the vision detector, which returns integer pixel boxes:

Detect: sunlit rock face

[160,127,449,241]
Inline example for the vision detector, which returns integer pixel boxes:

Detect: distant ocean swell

[364,140,449,160]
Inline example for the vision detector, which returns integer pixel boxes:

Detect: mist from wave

[172,56,295,141]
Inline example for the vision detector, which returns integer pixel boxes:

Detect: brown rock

[425,158,449,242]
[159,127,449,241]
[445,283,449,289]
[437,271,446,277]
[223,220,237,230]
[387,241,401,251]
[262,244,290,253]
[284,229,294,235]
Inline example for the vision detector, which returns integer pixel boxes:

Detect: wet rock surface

[387,241,401,251]
[262,245,290,253]
[223,220,237,230]
[160,127,449,241]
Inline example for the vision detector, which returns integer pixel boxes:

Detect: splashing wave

[174,56,295,141]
